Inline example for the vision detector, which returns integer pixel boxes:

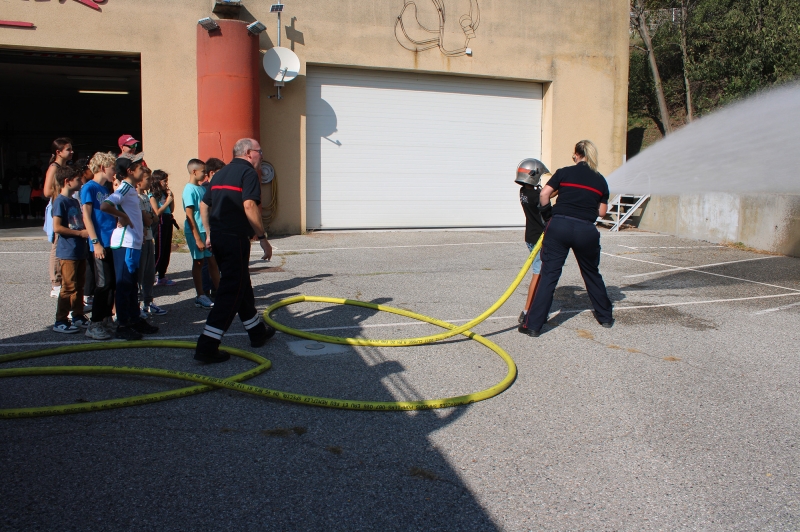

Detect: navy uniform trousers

[197,233,262,349]
[523,215,613,332]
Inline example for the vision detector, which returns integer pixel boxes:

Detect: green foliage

[690,0,800,112]
[629,0,800,128]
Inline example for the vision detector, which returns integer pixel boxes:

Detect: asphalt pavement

[1,228,798,530]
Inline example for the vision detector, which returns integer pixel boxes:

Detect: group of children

[49,135,223,341]
[52,152,161,340]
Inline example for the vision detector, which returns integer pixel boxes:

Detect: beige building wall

[1,0,630,234]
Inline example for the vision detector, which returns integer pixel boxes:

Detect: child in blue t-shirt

[52,166,89,334]
[81,152,118,340]
[183,159,219,309]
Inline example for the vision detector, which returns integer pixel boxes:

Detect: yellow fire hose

[0,236,542,419]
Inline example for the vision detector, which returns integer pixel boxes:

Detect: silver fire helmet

[515,158,550,187]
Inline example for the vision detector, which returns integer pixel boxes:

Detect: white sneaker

[195,295,214,309]
[50,286,61,298]
[85,321,112,341]
[139,307,149,320]
[84,296,94,313]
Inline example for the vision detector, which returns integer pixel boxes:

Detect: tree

[628,0,800,144]
[678,0,695,121]
[631,0,674,134]
[687,0,800,112]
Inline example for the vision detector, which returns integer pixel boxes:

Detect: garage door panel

[311,70,543,99]
[307,67,542,229]
[312,147,533,162]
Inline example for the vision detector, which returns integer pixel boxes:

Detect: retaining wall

[638,194,800,257]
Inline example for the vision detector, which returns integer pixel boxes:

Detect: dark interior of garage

[0,48,141,222]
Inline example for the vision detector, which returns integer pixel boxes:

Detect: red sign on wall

[0,20,35,28]
[74,0,103,11]
[0,0,105,28]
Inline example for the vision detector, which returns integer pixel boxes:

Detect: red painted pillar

[197,20,260,162]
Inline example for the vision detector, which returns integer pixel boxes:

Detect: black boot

[517,324,541,337]
[194,334,229,363]
[248,322,276,348]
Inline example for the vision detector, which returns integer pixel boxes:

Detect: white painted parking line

[0,333,247,348]
[621,255,778,278]
[614,292,800,310]
[0,233,669,256]
[605,253,800,293]
[269,235,671,253]
[752,301,800,315]
[273,241,520,253]
[618,245,725,250]
[3,291,800,349]
[599,233,670,237]
[260,292,800,332]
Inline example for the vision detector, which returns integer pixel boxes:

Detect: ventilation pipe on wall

[196,19,260,162]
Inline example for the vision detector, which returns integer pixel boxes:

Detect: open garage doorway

[0,48,141,224]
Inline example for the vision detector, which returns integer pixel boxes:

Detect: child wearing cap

[118,134,140,157]
[116,134,147,178]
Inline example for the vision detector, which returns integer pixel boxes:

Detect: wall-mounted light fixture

[212,0,243,19]
[246,21,267,35]
[198,17,220,32]
[79,90,130,95]
[68,76,127,82]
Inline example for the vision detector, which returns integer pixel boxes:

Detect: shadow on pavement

[0,272,499,530]
[540,284,626,333]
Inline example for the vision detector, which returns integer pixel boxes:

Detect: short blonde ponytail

[575,140,598,172]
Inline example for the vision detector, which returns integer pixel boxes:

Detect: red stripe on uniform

[561,182,602,195]
[212,185,243,192]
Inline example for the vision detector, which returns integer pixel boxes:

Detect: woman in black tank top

[44,138,74,296]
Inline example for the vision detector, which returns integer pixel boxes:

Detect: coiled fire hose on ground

[0,236,543,419]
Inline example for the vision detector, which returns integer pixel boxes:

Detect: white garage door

[306,67,542,229]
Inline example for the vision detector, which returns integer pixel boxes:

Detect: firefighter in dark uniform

[519,140,614,337]
[195,138,275,362]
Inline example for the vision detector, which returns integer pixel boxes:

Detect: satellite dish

[263,47,300,83]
